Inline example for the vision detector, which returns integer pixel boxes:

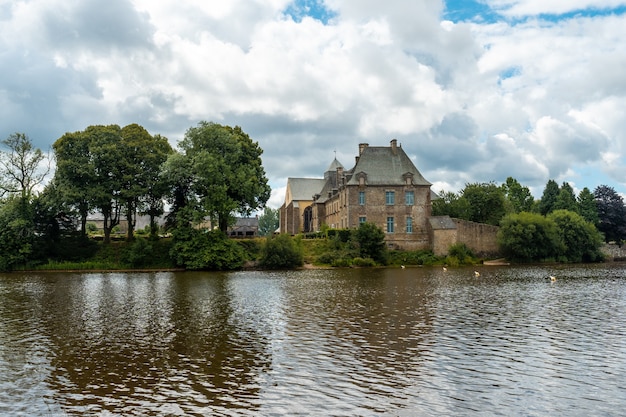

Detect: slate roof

[286,177,326,202]
[428,216,457,230]
[345,145,431,186]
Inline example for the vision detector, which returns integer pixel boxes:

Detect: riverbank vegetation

[1,127,623,272]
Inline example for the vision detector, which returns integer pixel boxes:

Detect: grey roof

[286,177,326,201]
[325,157,344,172]
[345,145,431,186]
[429,216,457,230]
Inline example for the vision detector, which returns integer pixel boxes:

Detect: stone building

[280,140,435,250]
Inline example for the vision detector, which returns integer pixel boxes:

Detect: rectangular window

[359,191,365,205]
[359,216,366,225]
[405,191,414,206]
[386,191,395,205]
[387,217,394,233]
[406,217,413,233]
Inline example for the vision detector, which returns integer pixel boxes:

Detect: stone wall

[601,243,626,261]
[454,219,500,257]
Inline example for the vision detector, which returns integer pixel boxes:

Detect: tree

[538,179,559,215]
[594,185,626,243]
[174,122,271,233]
[258,207,279,236]
[353,222,388,264]
[0,133,49,201]
[577,187,598,225]
[119,124,172,241]
[431,190,470,219]
[502,177,534,213]
[547,210,603,262]
[53,130,94,237]
[139,133,173,239]
[462,182,506,225]
[0,197,35,270]
[553,182,578,213]
[497,212,563,261]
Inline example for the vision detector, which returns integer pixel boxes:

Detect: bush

[122,238,153,267]
[353,222,388,265]
[259,234,304,269]
[351,257,376,267]
[498,211,563,262]
[170,228,245,270]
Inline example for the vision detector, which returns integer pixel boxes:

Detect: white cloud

[0,0,625,206]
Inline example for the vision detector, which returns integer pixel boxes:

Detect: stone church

[280,139,500,255]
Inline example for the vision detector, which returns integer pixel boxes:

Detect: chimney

[359,143,368,156]
[390,139,398,154]
[336,166,344,186]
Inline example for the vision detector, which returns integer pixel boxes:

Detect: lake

[1,264,625,416]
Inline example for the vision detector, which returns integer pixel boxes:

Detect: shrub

[353,222,388,265]
[170,228,245,270]
[259,234,304,269]
[351,257,376,267]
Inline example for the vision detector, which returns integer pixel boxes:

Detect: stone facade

[281,140,433,250]
[280,140,502,255]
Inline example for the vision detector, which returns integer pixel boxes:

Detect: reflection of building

[280,140,500,255]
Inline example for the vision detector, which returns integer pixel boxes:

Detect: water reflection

[0,265,625,416]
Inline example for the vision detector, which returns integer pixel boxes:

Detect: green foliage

[122,238,154,267]
[258,206,279,236]
[594,185,626,243]
[353,222,388,265]
[577,187,599,225]
[0,197,35,271]
[170,227,245,270]
[497,211,563,262]
[432,190,470,218]
[448,243,474,264]
[351,257,376,267]
[538,179,559,215]
[259,234,304,269]
[547,210,604,263]
[553,182,579,213]
[462,182,507,225]
[502,177,534,213]
[174,121,271,233]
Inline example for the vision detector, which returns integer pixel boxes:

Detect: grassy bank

[19,235,479,272]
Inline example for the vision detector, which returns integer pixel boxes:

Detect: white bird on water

[442,267,447,272]
[401,265,405,269]
[550,275,556,282]
[474,271,480,277]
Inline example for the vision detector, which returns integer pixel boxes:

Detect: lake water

[1,264,625,416]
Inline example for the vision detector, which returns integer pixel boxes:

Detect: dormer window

[402,172,414,185]
[357,171,367,186]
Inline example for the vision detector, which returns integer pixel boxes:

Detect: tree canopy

[594,185,626,243]
[169,121,271,233]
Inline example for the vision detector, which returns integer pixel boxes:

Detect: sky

[1,0,626,209]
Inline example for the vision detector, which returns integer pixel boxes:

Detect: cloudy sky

[2,0,625,208]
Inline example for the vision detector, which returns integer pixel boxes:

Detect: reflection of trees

[39,272,272,415]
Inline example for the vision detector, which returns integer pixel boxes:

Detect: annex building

[280,140,501,255]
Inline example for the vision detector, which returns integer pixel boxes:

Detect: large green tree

[594,185,626,243]
[553,182,579,213]
[538,179,559,215]
[462,182,506,225]
[431,190,470,219]
[577,187,598,225]
[119,124,173,240]
[53,130,94,236]
[171,121,271,233]
[502,177,534,213]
